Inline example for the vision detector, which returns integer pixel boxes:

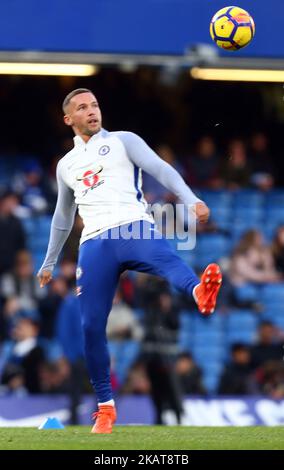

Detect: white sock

[192,284,200,304]
[98,399,115,407]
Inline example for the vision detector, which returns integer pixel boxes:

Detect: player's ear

[64,114,73,127]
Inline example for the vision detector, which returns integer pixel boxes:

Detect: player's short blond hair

[62,88,93,113]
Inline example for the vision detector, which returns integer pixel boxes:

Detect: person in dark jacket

[218,343,253,395]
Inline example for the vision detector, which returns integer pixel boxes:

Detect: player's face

[64,92,102,138]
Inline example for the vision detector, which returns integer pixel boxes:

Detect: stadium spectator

[39,357,70,394]
[121,360,151,394]
[107,289,143,341]
[0,250,45,311]
[229,230,280,286]
[107,289,143,392]
[271,225,284,276]
[175,352,205,395]
[249,132,275,191]
[187,136,221,188]
[250,321,283,369]
[38,276,69,338]
[0,313,44,393]
[58,257,77,290]
[118,272,135,307]
[12,159,54,214]
[220,139,251,189]
[254,361,284,399]
[0,191,26,275]
[218,343,254,395]
[0,296,40,342]
[142,282,183,424]
[0,363,27,397]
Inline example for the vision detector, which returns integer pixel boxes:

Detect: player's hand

[194,202,210,224]
[37,270,52,288]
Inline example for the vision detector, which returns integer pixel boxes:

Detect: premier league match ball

[210,6,255,51]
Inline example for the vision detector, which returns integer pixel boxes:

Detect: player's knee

[82,319,106,338]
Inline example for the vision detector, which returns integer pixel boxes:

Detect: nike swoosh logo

[76,165,103,181]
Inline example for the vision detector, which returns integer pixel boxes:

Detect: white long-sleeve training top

[39,129,201,272]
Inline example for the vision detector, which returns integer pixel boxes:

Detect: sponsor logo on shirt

[76,165,105,196]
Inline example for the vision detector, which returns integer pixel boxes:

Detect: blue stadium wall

[0,0,282,57]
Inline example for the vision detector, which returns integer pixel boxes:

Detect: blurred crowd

[0,126,283,426]
[0,66,282,427]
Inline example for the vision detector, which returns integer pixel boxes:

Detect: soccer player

[37,88,222,433]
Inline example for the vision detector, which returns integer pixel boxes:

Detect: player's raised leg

[77,237,120,433]
[118,221,222,315]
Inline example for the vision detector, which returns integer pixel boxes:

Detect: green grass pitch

[0,426,283,450]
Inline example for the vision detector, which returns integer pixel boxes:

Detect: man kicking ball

[38,88,222,433]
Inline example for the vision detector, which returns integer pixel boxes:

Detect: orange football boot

[194,263,222,315]
[91,404,117,434]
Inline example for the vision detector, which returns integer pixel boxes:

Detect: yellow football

[210,6,255,51]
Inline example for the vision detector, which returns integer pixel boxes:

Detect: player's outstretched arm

[118,131,210,223]
[37,163,77,288]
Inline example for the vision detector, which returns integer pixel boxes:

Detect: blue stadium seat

[28,234,49,251]
[263,222,280,242]
[203,372,221,394]
[193,345,225,363]
[197,234,231,254]
[231,222,263,243]
[233,207,263,223]
[209,207,232,230]
[0,158,11,186]
[227,329,256,345]
[261,299,283,310]
[210,206,231,220]
[37,215,52,232]
[261,284,284,303]
[261,308,284,329]
[265,208,284,226]
[193,312,224,333]
[194,234,231,268]
[226,310,258,344]
[178,311,194,351]
[178,331,193,352]
[32,253,45,272]
[22,217,36,236]
[179,310,194,329]
[233,190,264,209]
[226,309,258,326]
[109,340,141,384]
[199,190,232,209]
[262,299,284,318]
[265,190,284,207]
[194,330,224,347]
[269,315,284,330]
[234,284,260,303]
[200,361,223,394]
